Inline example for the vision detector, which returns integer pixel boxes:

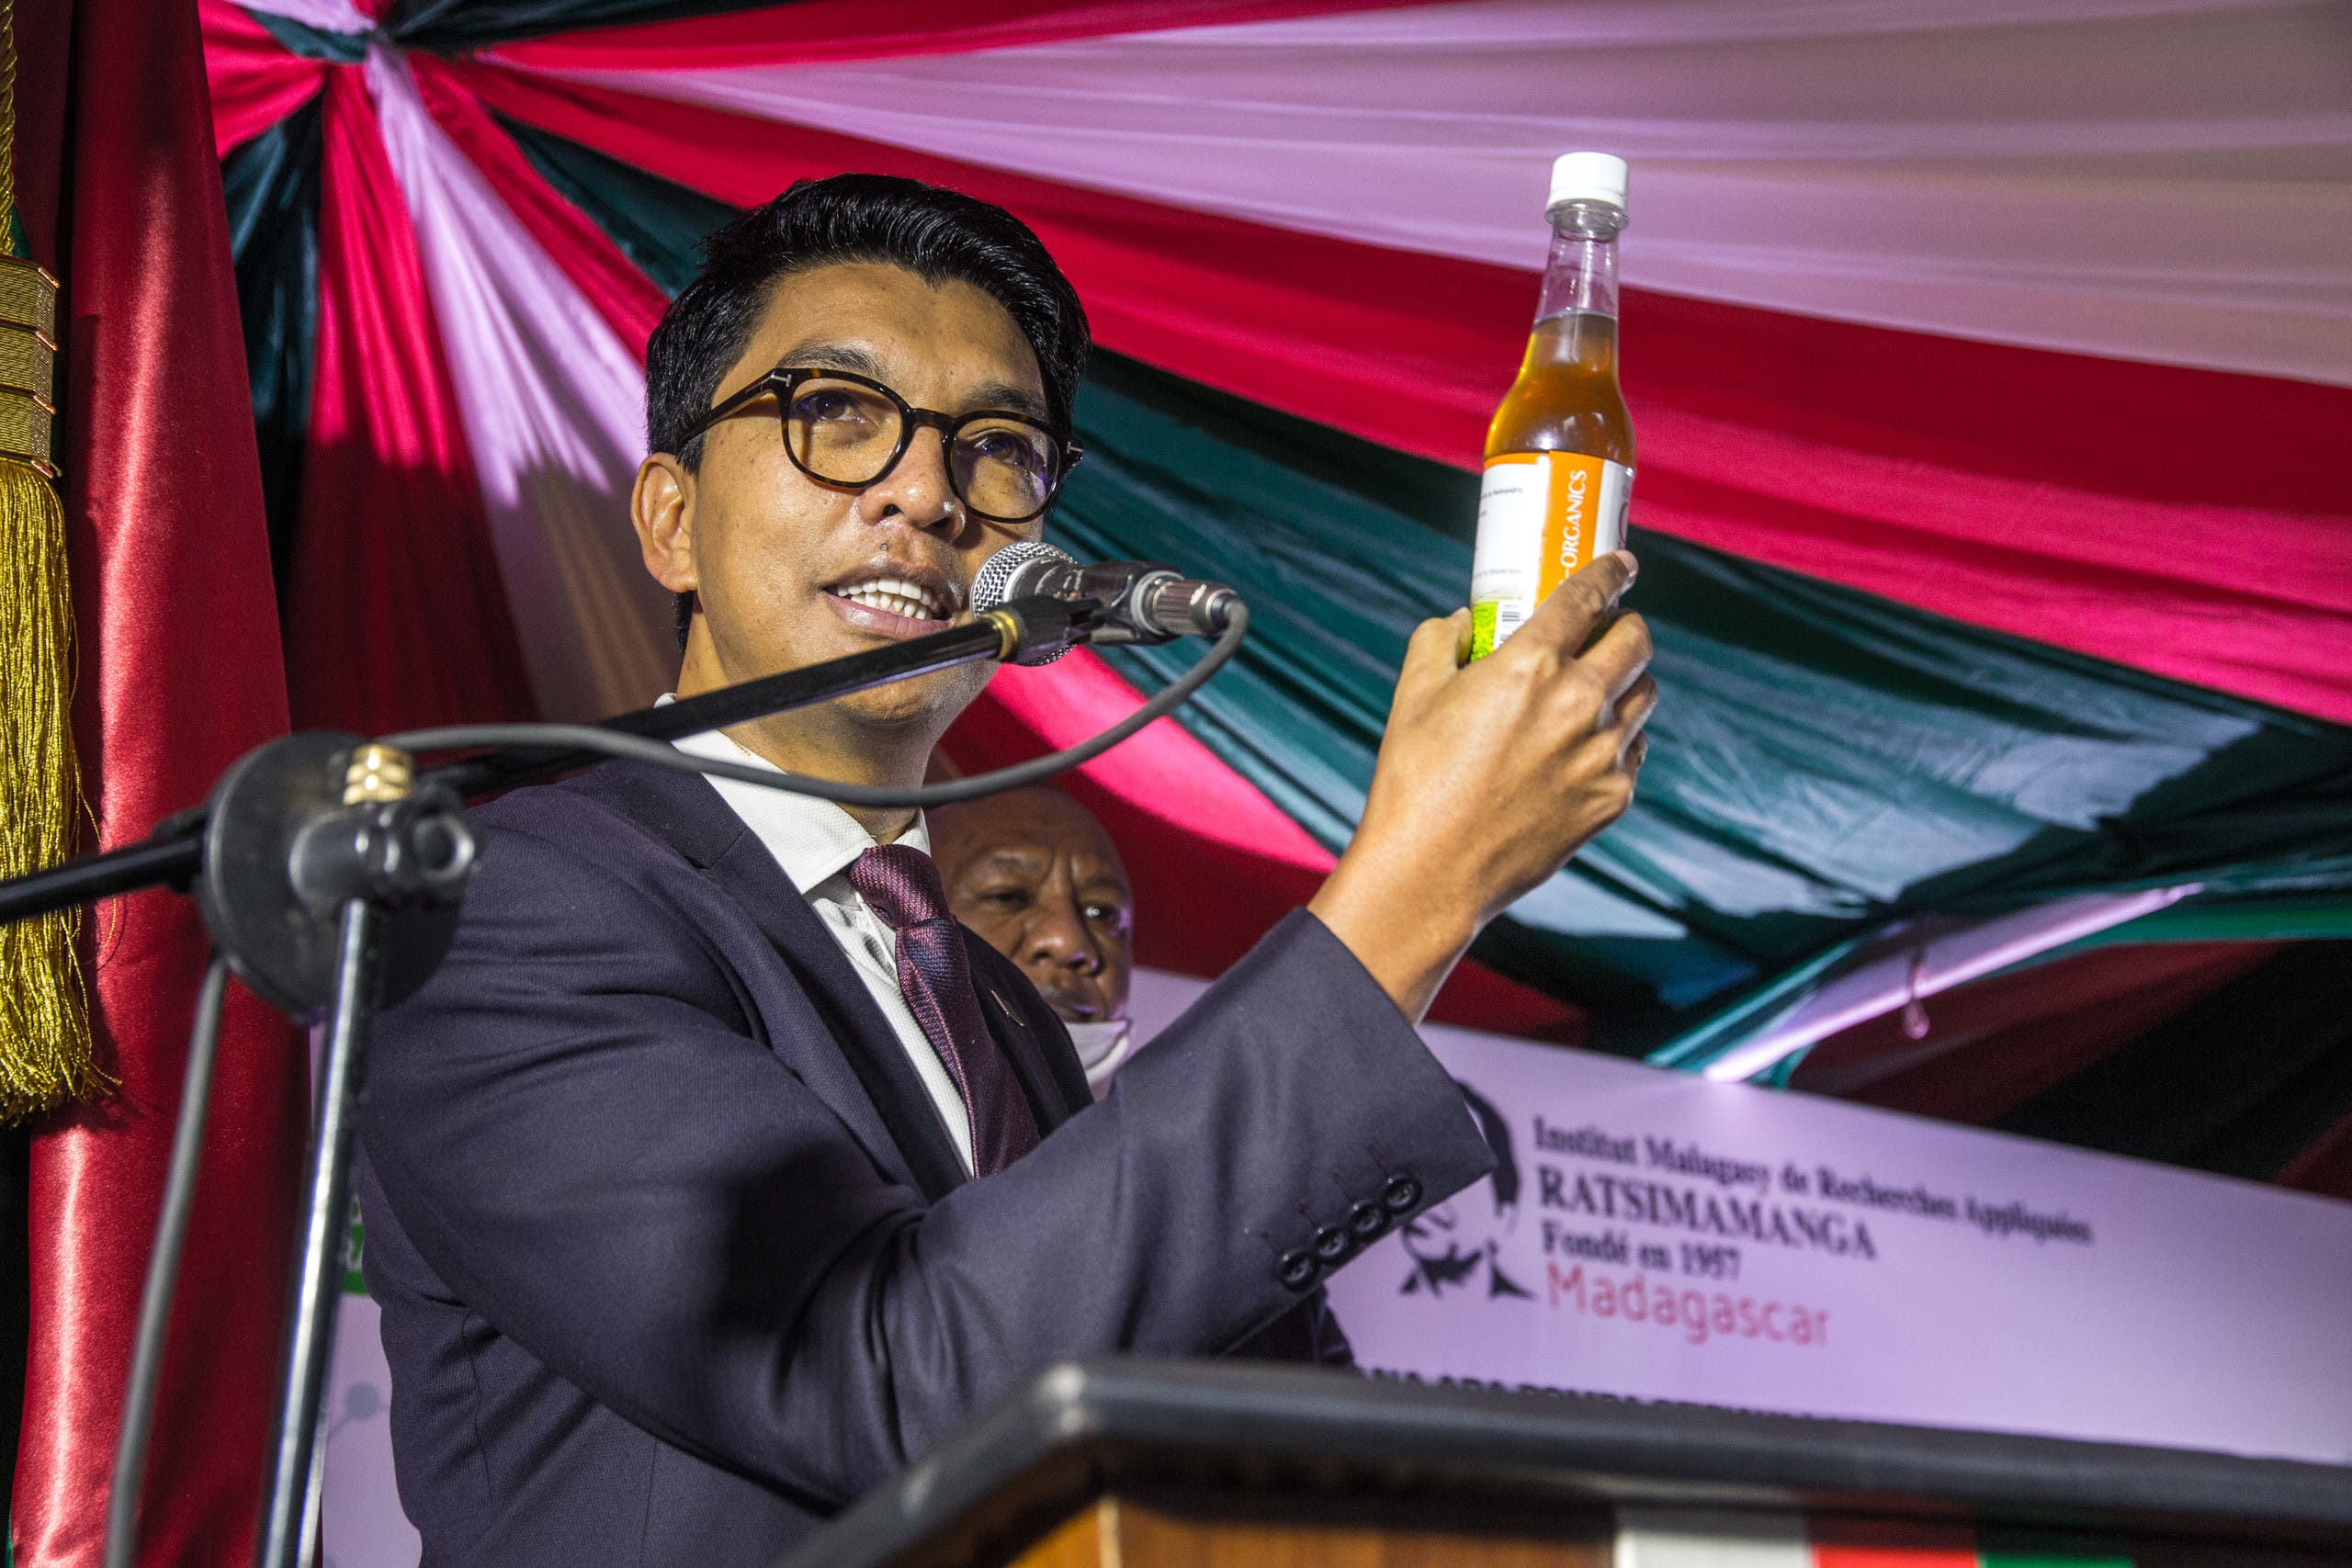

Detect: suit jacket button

[1278,1249,1319,1292]
[1311,1225,1350,1263]
[1349,1201,1387,1239]
[1383,1175,1423,1214]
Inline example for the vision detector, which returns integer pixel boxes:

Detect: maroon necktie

[847,844,1042,1176]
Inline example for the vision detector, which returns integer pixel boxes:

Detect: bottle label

[1470,451,1630,658]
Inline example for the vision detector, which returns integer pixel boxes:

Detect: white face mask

[1063,1019,1137,1098]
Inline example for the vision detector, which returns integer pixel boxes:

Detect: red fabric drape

[287,67,537,735]
[2278,1114,2352,1202]
[197,0,326,157]
[10,0,308,1560]
[450,60,2352,727]
[492,0,1433,72]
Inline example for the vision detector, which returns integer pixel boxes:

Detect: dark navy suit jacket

[356,759,1495,1566]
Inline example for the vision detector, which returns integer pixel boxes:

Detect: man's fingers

[1615,672,1660,736]
[1578,611,1654,704]
[1396,610,1471,705]
[1626,730,1651,772]
[1521,551,1637,651]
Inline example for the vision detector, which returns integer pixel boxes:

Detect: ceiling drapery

[200,0,2352,1184]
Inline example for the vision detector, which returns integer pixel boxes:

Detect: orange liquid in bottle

[1471,159,1634,658]
[1487,310,1634,470]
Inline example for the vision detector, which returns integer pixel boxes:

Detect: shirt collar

[659,696,929,894]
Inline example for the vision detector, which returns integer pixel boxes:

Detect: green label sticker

[1471,601,1500,660]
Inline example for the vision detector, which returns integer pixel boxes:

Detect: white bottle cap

[1547,152,1628,216]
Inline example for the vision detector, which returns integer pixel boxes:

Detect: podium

[776,1359,2352,1568]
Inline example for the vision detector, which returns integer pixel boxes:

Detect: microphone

[970,541,1241,649]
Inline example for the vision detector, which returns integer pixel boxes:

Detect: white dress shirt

[667,710,976,1173]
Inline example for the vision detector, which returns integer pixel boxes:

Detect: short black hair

[645,174,1092,647]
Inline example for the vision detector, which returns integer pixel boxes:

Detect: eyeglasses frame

[677,366,1083,525]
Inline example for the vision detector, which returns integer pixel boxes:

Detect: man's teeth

[835,578,944,620]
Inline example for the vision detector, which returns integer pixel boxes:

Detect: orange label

[1543,451,1612,597]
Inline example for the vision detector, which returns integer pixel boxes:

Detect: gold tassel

[0,424,99,1122]
[0,0,102,1122]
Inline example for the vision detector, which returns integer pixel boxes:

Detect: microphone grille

[970,539,1075,615]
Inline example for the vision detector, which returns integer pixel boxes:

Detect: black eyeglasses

[680,367,1082,525]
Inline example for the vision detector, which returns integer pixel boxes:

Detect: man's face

[639,261,1051,732]
[933,788,1133,1024]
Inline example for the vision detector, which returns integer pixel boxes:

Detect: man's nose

[1024,902,1103,973]
[856,425,958,532]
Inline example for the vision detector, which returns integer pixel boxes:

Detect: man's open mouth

[827,574,952,623]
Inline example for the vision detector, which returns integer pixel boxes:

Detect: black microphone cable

[106,951,233,1568]
[378,601,1249,809]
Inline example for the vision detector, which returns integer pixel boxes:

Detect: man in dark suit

[356,174,1655,1567]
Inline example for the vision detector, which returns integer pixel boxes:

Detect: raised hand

[1308,552,1655,1021]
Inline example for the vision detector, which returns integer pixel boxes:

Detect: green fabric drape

[391,0,778,51]
[503,113,727,296]
[1056,354,2352,1033]
[222,93,322,596]
[247,9,366,62]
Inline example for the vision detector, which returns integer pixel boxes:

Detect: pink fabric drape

[447,59,2352,728]
[493,0,1437,71]
[202,8,2352,724]
[369,47,676,719]
[503,0,2352,390]
[412,57,670,356]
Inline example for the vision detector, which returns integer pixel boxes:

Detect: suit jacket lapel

[705,829,971,1201]
[965,936,1094,1132]
[576,761,969,1203]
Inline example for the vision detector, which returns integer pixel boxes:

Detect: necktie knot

[846,843,953,931]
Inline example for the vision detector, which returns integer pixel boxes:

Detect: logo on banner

[1399,1080,1532,1301]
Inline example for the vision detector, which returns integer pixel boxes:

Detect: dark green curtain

[503,116,727,296]
[1055,355,2352,1033]
[222,93,323,598]
[391,0,784,51]
[248,10,367,61]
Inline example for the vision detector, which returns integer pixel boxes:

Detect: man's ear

[632,453,697,594]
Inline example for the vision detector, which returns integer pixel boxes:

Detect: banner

[321,970,2352,1562]
[1300,1009,2352,1467]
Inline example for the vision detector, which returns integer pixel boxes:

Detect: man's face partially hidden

[933,788,1133,1026]
[639,261,1052,737]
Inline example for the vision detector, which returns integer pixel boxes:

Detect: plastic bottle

[1470,152,1634,658]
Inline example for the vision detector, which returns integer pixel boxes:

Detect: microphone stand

[0,595,1096,1568]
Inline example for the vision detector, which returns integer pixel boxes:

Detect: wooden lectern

[775,1360,2352,1568]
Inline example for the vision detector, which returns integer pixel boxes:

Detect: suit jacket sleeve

[359,807,1493,1510]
